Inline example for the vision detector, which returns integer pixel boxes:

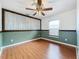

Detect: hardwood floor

[1,39,76,59]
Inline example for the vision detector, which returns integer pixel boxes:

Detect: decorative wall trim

[40,30,76,31]
[0,38,40,56]
[1,37,77,49]
[2,30,41,32]
[41,30,49,31]
[40,37,77,48]
[59,30,76,32]
[1,38,40,49]
[0,38,77,56]
[2,8,41,20]
[2,8,5,31]
[0,48,3,56]
[2,8,42,32]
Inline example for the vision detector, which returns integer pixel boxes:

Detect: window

[49,20,59,36]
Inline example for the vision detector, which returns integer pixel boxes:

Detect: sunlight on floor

[47,44,61,59]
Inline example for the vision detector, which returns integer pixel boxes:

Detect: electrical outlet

[65,38,68,41]
[11,39,14,43]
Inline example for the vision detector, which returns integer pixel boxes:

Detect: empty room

[0,0,79,59]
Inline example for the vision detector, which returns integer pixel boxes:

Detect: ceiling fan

[25,0,53,16]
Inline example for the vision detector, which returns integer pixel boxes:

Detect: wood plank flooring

[1,39,76,59]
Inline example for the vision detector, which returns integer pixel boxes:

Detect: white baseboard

[0,37,77,56]
[0,48,3,57]
[1,37,77,49]
[2,38,40,49]
[76,46,79,59]
[0,38,40,56]
[40,37,77,48]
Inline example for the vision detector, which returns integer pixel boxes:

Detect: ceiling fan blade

[33,12,37,16]
[41,12,45,16]
[25,8,35,10]
[42,8,53,11]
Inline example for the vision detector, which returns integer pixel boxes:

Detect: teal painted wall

[77,31,79,57]
[59,31,77,45]
[41,30,77,45]
[2,30,77,46]
[2,31,40,46]
[0,32,2,51]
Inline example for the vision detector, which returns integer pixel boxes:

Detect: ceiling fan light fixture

[25,0,53,16]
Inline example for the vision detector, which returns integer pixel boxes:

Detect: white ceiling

[0,0,76,19]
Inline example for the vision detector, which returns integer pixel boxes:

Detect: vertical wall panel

[0,4,2,31]
[4,11,40,30]
[2,10,41,46]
